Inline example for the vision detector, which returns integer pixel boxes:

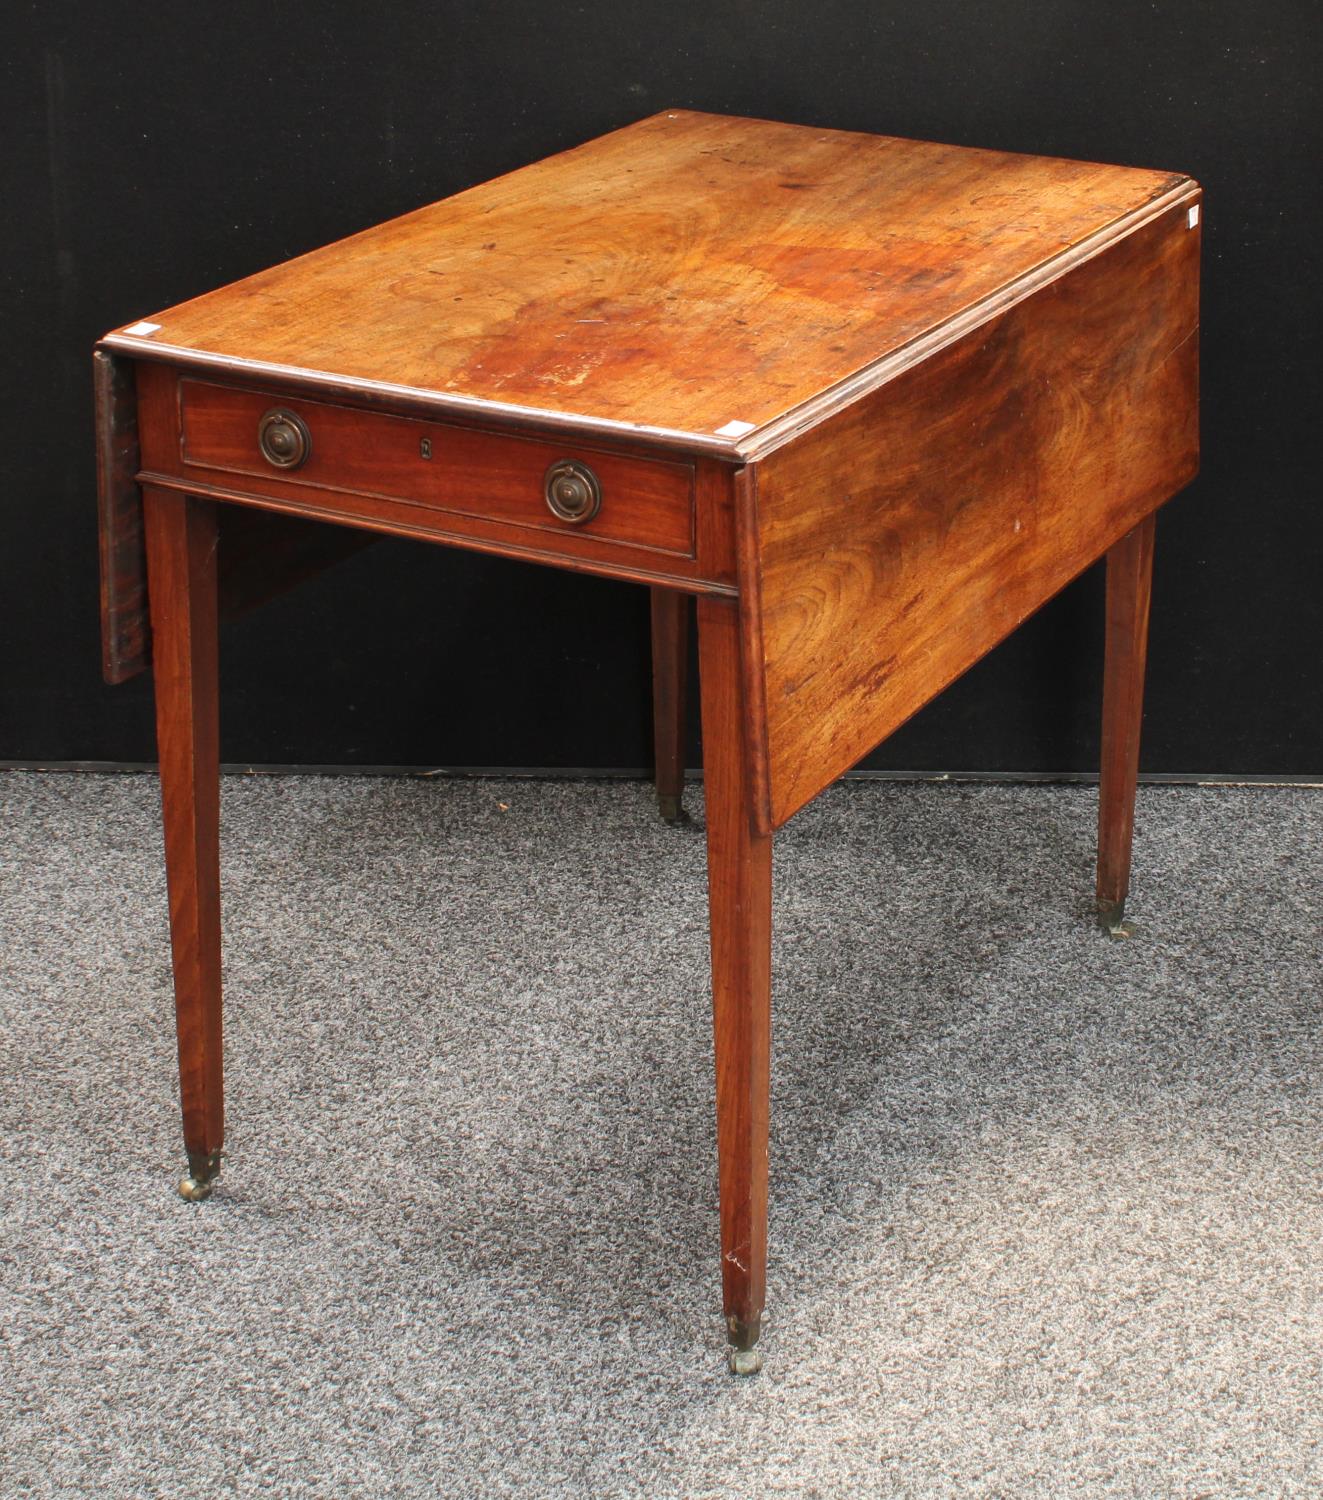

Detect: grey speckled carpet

[0,771,1320,1499]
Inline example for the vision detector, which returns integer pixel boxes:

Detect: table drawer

[177,380,695,557]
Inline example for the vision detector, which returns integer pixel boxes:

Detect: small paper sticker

[715,419,756,438]
[1187,204,1200,229]
[123,320,161,336]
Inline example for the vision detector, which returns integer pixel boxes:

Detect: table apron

[134,470,740,598]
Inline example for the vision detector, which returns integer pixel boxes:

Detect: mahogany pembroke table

[94,110,1200,1373]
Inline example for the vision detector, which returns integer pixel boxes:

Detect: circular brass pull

[258,408,311,470]
[544,459,601,524]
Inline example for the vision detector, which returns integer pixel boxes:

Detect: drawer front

[177,380,695,557]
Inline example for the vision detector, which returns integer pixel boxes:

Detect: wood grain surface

[143,488,224,1165]
[748,200,1200,829]
[178,378,696,557]
[1097,514,1157,925]
[132,362,739,597]
[94,349,148,684]
[697,594,772,1356]
[100,110,1192,456]
[650,586,690,821]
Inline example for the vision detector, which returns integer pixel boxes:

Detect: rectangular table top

[102,109,1193,458]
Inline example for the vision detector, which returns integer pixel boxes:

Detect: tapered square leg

[1097,512,1156,937]
[697,596,772,1373]
[651,586,690,824]
[143,488,224,1199]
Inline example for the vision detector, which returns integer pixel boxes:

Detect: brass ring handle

[258,408,311,470]
[544,459,601,524]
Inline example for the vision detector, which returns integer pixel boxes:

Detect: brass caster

[1096,898,1136,940]
[658,792,689,826]
[178,1149,221,1202]
[725,1312,763,1375]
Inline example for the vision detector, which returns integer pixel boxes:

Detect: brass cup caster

[658,792,689,826]
[178,1149,222,1202]
[1096,898,1136,940]
[726,1313,763,1375]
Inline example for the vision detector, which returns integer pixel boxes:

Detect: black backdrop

[4,2,1319,775]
